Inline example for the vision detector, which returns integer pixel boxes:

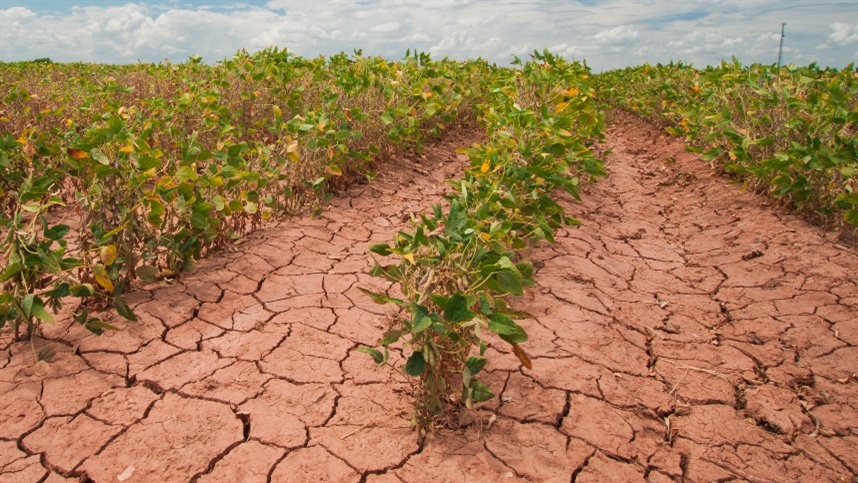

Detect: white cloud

[828,22,857,46]
[406,33,434,43]
[757,32,780,43]
[370,21,401,33]
[1,6,35,19]
[594,25,639,45]
[0,1,855,70]
[667,31,745,57]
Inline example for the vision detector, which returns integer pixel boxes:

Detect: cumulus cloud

[667,31,745,58]
[594,25,639,45]
[0,1,855,70]
[2,6,35,19]
[828,22,857,46]
[370,21,401,33]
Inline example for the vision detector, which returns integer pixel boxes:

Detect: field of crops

[0,49,484,336]
[1,49,604,424]
[4,46,858,481]
[594,60,858,232]
[4,45,857,431]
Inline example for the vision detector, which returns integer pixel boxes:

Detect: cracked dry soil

[1,111,857,483]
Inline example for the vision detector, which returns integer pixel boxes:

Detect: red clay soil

[1,111,856,482]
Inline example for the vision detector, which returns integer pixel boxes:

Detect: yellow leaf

[120,143,134,154]
[93,264,114,293]
[480,232,491,241]
[67,147,88,160]
[272,105,282,117]
[403,253,415,265]
[16,136,27,145]
[565,87,579,97]
[99,245,118,266]
[480,160,490,174]
[327,164,343,176]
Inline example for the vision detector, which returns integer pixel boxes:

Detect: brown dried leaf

[513,344,532,370]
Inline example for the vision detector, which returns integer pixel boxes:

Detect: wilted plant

[361,50,605,436]
[595,60,858,230]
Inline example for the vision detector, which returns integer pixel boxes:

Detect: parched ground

[1,112,856,482]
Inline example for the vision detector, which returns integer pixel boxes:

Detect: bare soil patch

[1,114,856,482]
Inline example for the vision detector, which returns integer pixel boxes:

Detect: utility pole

[777,23,786,69]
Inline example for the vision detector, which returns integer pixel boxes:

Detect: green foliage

[595,60,858,229]
[0,172,131,341]
[361,49,604,434]
[1,47,604,431]
[0,48,485,340]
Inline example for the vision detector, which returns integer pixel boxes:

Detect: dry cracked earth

[1,112,856,482]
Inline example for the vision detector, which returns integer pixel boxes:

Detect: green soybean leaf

[70,284,95,297]
[357,346,385,364]
[488,313,528,344]
[84,317,119,335]
[30,299,55,324]
[147,198,165,226]
[465,356,487,376]
[21,293,35,317]
[44,283,70,298]
[412,314,432,333]
[0,263,23,282]
[430,294,449,308]
[358,287,405,306]
[469,379,494,403]
[495,270,523,295]
[444,293,475,323]
[43,224,70,240]
[369,243,393,256]
[114,297,138,322]
[380,329,405,345]
[91,148,110,165]
[515,261,534,279]
[190,212,209,230]
[405,351,425,376]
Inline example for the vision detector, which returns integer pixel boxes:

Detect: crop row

[360,50,604,433]
[594,60,858,231]
[1,48,605,428]
[0,48,486,341]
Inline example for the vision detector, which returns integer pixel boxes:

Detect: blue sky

[1,1,856,71]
